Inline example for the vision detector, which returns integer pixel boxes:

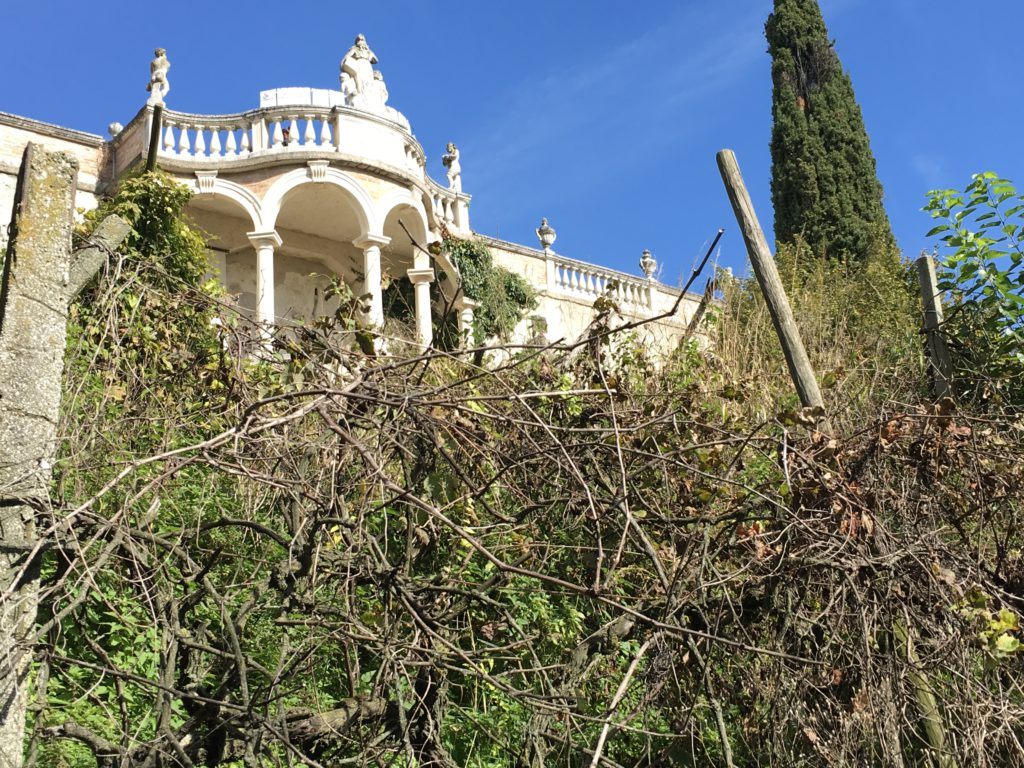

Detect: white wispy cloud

[464,4,766,205]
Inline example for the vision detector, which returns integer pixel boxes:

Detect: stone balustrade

[426,179,463,228]
[549,256,654,309]
[159,106,342,159]
[125,101,426,175]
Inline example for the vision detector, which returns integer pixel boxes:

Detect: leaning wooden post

[716,150,829,428]
[0,144,128,768]
[915,252,953,399]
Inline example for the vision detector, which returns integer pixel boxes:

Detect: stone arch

[378,189,430,259]
[190,176,262,231]
[260,167,379,236]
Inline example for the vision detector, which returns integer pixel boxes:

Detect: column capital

[406,268,435,285]
[353,234,391,250]
[247,230,282,248]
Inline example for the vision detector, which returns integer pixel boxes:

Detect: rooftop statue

[442,143,462,193]
[340,34,383,109]
[146,48,170,106]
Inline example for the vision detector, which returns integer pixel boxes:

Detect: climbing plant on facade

[442,233,537,345]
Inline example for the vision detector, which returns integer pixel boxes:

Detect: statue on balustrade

[443,143,462,193]
[340,34,380,106]
[146,48,170,106]
[363,70,390,111]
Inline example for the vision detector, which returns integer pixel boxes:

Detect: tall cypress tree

[766,0,895,262]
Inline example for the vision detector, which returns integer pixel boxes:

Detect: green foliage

[443,234,537,344]
[925,172,1024,406]
[712,237,920,429]
[30,168,1024,768]
[766,0,896,263]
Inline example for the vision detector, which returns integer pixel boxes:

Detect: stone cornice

[0,111,105,147]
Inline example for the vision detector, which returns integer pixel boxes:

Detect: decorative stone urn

[536,218,556,254]
[640,249,657,279]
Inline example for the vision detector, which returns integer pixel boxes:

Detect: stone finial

[147,48,170,106]
[442,143,462,193]
[107,122,124,138]
[640,249,657,279]
[536,218,557,254]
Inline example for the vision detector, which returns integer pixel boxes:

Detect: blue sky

[3,0,1022,285]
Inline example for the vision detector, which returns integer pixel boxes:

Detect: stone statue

[340,34,378,102]
[364,69,389,111]
[442,143,462,193]
[146,48,170,106]
[639,249,658,279]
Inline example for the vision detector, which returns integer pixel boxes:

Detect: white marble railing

[549,257,653,309]
[426,180,459,226]
[159,107,339,159]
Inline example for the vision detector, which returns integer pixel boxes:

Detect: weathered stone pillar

[353,235,390,329]
[247,230,281,342]
[406,268,435,349]
[0,145,78,768]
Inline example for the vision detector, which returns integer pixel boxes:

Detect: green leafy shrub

[925,172,1024,407]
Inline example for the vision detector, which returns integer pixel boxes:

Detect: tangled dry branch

[11,246,1024,768]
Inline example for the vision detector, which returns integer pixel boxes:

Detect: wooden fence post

[915,252,953,399]
[0,144,128,768]
[716,150,829,429]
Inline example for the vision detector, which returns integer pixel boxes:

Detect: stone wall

[483,236,700,357]
[0,113,107,246]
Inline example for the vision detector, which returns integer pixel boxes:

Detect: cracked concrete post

[0,144,78,768]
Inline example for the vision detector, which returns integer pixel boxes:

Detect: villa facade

[0,38,702,353]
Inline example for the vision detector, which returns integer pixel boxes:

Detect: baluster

[445,199,455,223]
[193,126,206,157]
[271,119,283,148]
[163,122,175,154]
[177,124,191,156]
[319,118,332,147]
[225,128,238,156]
[288,116,299,147]
[209,127,222,157]
[304,115,316,146]
[571,268,580,292]
[240,124,252,155]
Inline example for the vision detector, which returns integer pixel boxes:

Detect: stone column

[353,235,390,329]
[406,268,435,349]
[247,230,281,342]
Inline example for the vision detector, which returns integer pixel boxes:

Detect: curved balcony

[113,98,471,234]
